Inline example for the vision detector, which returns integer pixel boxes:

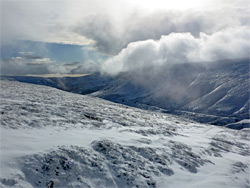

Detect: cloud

[100,24,249,103]
[74,1,250,55]
[18,52,43,60]
[70,61,100,74]
[0,56,67,76]
[74,14,123,55]
[101,26,250,76]
[1,0,91,46]
[3,0,249,53]
[1,0,249,77]
[63,61,80,67]
[22,55,42,60]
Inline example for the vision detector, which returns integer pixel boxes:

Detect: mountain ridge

[1,58,249,128]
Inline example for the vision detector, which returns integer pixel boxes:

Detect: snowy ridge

[95,59,249,127]
[2,58,249,128]
[0,80,249,188]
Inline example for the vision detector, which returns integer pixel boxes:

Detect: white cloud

[101,26,250,75]
[1,0,249,76]
[71,0,249,55]
[0,56,67,76]
[2,0,249,50]
[70,61,100,74]
[1,0,92,46]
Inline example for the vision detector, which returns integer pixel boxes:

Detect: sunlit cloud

[102,26,250,75]
[1,0,249,75]
[0,55,67,76]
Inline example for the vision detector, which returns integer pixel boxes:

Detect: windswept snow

[2,58,249,128]
[0,80,249,188]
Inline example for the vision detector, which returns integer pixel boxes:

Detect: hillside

[2,58,249,128]
[0,80,249,188]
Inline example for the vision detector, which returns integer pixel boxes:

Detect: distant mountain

[1,80,249,188]
[2,58,249,128]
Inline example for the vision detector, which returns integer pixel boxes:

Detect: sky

[1,0,249,76]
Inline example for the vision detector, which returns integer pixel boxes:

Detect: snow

[226,119,250,129]
[0,80,249,188]
[2,58,249,128]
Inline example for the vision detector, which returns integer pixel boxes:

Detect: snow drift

[0,80,249,188]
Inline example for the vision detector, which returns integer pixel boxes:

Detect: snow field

[0,80,249,188]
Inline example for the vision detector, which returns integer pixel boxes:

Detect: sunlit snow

[0,80,249,188]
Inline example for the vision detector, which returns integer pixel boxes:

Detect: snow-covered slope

[94,59,249,127]
[0,80,249,188]
[2,58,249,128]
